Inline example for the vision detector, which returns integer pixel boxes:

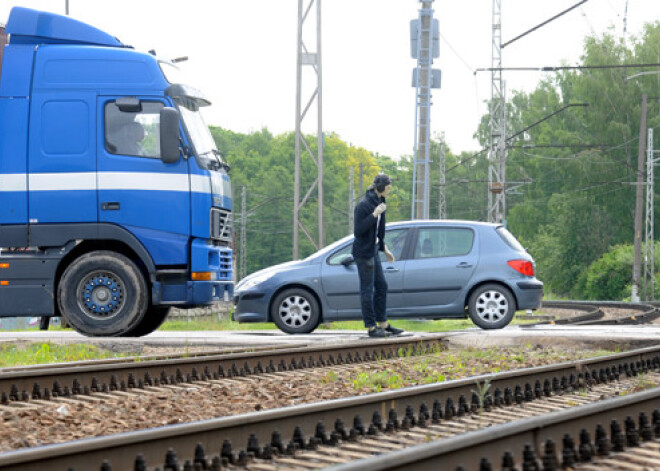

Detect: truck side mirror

[160,107,180,164]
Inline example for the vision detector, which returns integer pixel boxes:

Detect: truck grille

[210,208,232,243]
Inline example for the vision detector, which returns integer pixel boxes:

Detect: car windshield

[304,234,354,261]
[496,227,526,252]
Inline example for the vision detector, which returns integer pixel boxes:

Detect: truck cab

[0,8,233,336]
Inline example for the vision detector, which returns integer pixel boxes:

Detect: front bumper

[232,290,270,323]
[152,280,234,307]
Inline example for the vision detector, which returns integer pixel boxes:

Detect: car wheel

[58,251,148,336]
[271,288,320,334]
[468,283,515,329]
[123,306,171,337]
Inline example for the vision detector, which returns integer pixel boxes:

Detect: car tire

[58,251,149,337]
[467,283,515,329]
[271,288,320,334]
[124,306,171,337]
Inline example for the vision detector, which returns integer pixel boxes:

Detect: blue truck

[0,8,233,336]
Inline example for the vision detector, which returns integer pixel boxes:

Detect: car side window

[378,228,408,262]
[327,243,353,265]
[327,228,409,265]
[105,101,164,158]
[413,227,474,259]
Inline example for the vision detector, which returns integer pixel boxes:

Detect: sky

[1,0,660,159]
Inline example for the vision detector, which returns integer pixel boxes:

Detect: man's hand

[373,203,386,217]
[384,247,395,263]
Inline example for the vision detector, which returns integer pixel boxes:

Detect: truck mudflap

[152,280,233,307]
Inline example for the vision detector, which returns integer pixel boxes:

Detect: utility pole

[359,163,364,197]
[488,0,506,224]
[643,128,655,300]
[293,0,323,259]
[240,186,247,280]
[65,0,69,15]
[348,167,355,234]
[438,132,446,219]
[632,93,647,302]
[410,0,440,219]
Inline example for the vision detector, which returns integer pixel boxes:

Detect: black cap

[373,173,392,188]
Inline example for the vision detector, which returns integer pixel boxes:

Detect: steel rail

[2,344,660,470]
[0,335,445,403]
[525,300,659,327]
[330,385,660,470]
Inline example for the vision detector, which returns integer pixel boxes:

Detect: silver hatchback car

[233,220,543,334]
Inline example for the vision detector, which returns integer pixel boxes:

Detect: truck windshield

[175,99,227,170]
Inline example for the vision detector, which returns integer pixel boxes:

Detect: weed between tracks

[344,345,612,393]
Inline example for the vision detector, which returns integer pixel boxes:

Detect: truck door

[97,97,191,265]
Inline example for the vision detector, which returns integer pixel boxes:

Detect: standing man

[352,173,404,338]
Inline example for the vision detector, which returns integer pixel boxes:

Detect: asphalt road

[1,324,660,351]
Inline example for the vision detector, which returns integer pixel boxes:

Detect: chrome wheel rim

[278,295,312,328]
[475,290,509,324]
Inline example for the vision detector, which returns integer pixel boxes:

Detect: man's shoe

[368,327,391,338]
[383,323,404,336]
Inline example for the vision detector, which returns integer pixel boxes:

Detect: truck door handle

[456,262,472,268]
[384,267,399,273]
[101,202,120,210]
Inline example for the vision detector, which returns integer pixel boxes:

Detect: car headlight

[235,273,274,292]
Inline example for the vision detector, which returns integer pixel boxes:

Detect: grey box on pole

[410,18,439,59]
[412,68,441,88]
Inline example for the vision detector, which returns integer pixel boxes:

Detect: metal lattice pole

[488,0,506,224]
[438,132,446,219]
[411,0,438,220]
[240,186,247,280]
[643,128,655,300]
[294,0,323,259]
[348,166,355,234]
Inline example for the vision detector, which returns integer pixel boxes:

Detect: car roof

[387,219,501,228]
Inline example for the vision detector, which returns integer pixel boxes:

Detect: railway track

[0,335,445,405]
[3,344,660,469]
[525,300,660,326]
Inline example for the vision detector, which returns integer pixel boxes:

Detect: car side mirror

[160,107,180,164]
[340,255,354,267]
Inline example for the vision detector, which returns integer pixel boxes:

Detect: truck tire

[58,251,148,337]
[124,306,171,337]
[467,283,515,329]
[271,287,320,334]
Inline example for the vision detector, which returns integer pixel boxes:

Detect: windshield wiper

[211,149,231,172]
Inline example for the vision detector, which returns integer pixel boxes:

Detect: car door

[320,228,410,319]
[402,226,478,311]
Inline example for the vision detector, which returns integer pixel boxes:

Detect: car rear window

[496,227,526,252]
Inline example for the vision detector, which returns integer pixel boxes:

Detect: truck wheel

[271,288,320,334]
[467,283,515,329]
[124,306,171,337]
[58,251,148,336]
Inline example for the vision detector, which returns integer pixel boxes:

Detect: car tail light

[508,260,534,276]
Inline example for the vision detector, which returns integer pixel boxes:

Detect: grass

[0,342,133,367]
[158,311,536,332]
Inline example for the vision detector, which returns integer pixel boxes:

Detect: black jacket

[352,189,386,259]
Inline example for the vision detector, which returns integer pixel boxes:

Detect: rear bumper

[152,280,234,307]
[515,279,544,309]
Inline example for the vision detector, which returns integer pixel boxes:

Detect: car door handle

[101,202,120,211]
[456,262,473,268]
[384,267,399,273]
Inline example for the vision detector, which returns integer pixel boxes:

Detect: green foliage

[210,21,660,298]
[575,241,660,300]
